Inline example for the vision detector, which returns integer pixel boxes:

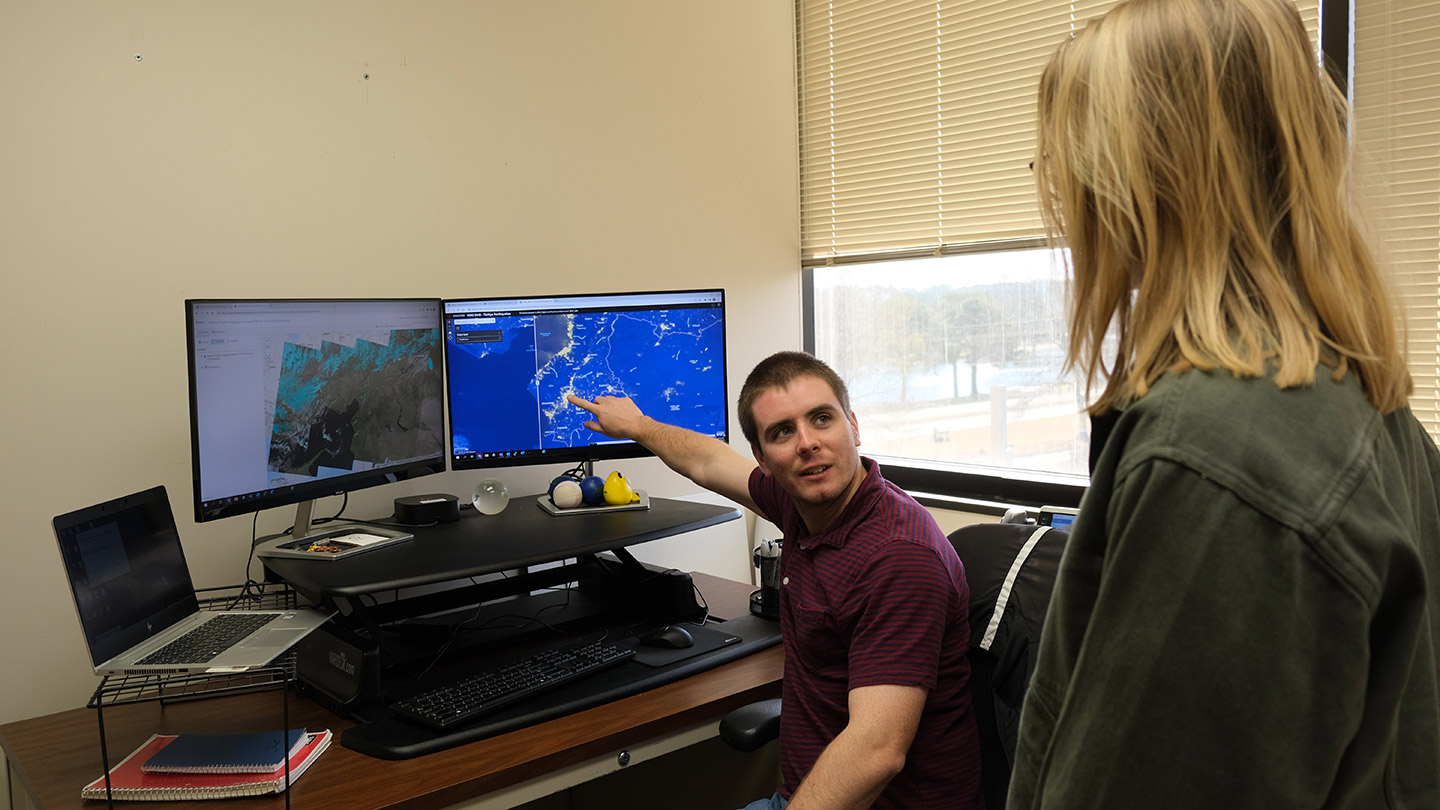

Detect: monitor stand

[254,499,413,561]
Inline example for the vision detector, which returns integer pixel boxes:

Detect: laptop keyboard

[136,613,278,665]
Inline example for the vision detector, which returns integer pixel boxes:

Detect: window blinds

[1352,1,1440,440]
[797,0,1320,264]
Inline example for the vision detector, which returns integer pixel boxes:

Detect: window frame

[800,2,1349,514]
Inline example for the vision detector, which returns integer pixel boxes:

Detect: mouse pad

[630,624,743,668]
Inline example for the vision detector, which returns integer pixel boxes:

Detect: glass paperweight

[472,478,511,515]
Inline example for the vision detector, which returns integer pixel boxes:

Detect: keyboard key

[137,613,277,665]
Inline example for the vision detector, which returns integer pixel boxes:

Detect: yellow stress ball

[603,471,638,505]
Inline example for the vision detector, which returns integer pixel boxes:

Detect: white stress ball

[550,479,584,509]
[472,478,511,515]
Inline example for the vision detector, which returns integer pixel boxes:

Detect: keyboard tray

[341,614,782,760]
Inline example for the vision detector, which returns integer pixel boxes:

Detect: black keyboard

[136,613,277,665]
[390,639,637,730]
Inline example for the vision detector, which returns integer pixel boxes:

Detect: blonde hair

[1036,0,1411,414]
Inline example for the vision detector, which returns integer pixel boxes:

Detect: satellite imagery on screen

[268,328,444,478]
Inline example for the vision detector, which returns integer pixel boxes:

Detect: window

[812,250,1081,471]
[799,0,1326,509]
[1352,1,1440,442]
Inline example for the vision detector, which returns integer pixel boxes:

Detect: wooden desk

[0,574,782,810]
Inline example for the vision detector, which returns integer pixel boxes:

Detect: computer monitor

[442,289,728,471]
[186,298,447,537]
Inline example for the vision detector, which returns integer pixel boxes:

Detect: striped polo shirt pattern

[750,457,984,809]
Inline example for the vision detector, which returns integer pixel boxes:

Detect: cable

[313,493,349,527]
[246,512,261,583]
[386,598,604,693]
[691,580,711,627]
[276,494,350,538]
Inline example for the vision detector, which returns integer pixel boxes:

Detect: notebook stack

[81,728,332,801]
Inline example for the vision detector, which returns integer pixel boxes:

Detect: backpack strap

[979,525,1052,651]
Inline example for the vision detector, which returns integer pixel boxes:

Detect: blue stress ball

[579,475,606,506]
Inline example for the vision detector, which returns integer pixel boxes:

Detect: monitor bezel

[441,288,729,472]
[185,297,448,524]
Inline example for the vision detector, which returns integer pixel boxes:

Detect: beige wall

[0,1,798,798]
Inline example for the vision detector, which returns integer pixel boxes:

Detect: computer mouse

[638,625,694,649]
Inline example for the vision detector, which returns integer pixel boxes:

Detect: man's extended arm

[787,684,928,810]
[566,393,759,512]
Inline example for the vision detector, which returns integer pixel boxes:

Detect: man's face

[749,374,864,522]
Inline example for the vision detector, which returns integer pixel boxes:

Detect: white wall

[0,0,799,793]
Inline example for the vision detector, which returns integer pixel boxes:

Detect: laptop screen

[1037,505,1079,532]
[53,486,200,668]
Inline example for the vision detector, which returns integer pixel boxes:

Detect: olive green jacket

[1009,365,1440,809]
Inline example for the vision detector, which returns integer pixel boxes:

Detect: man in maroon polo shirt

[569,351,982,810]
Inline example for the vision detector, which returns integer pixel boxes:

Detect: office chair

[950,521,1066,809]
[718,522,1068,810]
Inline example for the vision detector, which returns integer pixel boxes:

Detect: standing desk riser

[257,496,782,759]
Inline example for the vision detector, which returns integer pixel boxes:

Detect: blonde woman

[1013,0,1440,806]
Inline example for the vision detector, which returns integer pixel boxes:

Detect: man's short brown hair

[737,351,852,447]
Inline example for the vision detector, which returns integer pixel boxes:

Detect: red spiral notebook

[81,730,331,801]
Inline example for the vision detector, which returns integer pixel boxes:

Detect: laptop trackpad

[244,628,311,647]
[208,628,310,666]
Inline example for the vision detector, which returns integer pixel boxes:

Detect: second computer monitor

[442,289,728,470]
[186,298,447,525]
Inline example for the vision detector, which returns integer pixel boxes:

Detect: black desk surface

[262,495,742,599]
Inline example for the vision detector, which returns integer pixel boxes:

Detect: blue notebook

[140,729,307,774]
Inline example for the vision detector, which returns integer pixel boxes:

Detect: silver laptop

[53,485,333,676]
[1037,505,1079,532]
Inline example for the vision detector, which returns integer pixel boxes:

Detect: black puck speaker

[393,493,461,524]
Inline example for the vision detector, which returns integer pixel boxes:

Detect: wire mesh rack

[87,581,302,710]
[85,582,308,809]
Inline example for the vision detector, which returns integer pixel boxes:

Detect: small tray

[536,490,651,516]
[254,525,413,560]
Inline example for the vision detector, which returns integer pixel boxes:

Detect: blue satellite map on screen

[446,307,726,456]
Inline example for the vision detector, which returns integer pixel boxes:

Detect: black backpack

[948,522,1068,810]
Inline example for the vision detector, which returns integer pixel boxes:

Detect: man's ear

[849,410,861,447]
[751,444,772,477]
